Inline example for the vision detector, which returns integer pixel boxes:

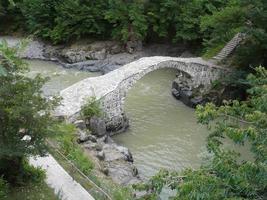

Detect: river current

[27,60,251,181]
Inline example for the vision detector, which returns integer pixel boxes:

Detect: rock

[115,146,133,162]
[97,135,108,144]
[102,144,125,161]
[89,117,107,137]
[64,60,100,72]
[96,151,105,161]
[77,130,97,143]
[126,40,142,53]
[95,144,103,151]
[91,49,106,60]
[73,120,86,130]
[106,160,140,185]
[110,44,123,54]
[83,141,98,149]
[101,167,109,175]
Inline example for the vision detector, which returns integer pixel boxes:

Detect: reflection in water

[26,60,100,96]
[113,69,209,178]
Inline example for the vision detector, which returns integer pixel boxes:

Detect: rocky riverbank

[0,36,193,75]
[72,118,142,186]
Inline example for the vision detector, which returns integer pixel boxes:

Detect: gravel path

[30,154,95,200]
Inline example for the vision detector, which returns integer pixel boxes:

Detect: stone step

[212,33,246,61]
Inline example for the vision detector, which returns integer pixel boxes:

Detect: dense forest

[0,0,267,200]
[0,0,266,69]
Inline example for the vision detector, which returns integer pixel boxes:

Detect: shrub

[80,97,102,121]
[0,177,8,199]
[53,123,94,175]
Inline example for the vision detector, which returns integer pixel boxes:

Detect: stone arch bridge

[55,56,226,132]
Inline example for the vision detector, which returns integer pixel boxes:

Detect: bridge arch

[55,56,225,133]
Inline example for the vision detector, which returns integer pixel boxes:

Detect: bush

[80,97,102,121]
[53,123,94,175]
[0,177,8,199]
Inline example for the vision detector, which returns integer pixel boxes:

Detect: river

[26,60,100,96]
[27,60,251,181]
[112,69,209,178]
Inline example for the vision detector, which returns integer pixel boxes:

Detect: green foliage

[201,0,267,68]
[105,0,147,42]
[20,0,60,40]
[200,0,246,52]
[112,187,133,200]
[80,97,102,121]
[50,0,109,43]
[0,177,8,199]
[53,123,94,175]
[136,67,267,200]
[0,40,59,184]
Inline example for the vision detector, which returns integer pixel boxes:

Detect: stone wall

[55,56,227,133]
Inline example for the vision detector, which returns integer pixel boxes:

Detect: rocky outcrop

[2,36,192,75]
[73,119,140,185]
[80,133,141,185]
[171,72,207,108]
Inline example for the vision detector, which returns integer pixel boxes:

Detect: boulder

[106,160,140,185]
[96,151,105,161]
[89,117,107,137]
[73,120,86,130]
[77,130,97,143]
[115,146,133,162]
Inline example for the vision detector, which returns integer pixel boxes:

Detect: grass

[49,122,134,200]
[7,181,59,200]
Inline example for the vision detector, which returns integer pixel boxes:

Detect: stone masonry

[55,56,227,133]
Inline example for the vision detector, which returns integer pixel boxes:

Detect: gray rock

[110,44,123,54]
[106,160,140,185]
[89,117,107,137]
[96,151,105,161]
[64,60,100,72]
[77,130,97,143]
[73,120,86,130]
[115,146,133,162]
[91,49,106,60]
[102,144,125,162]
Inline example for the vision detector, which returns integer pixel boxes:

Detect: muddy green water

[26,60,100,96]
[113,69,209,178]
[27,60,251,183]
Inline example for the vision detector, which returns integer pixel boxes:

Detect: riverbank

[0,35,194,75]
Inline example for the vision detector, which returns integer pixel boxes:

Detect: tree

[135,66,267,199]
[50,0,109,43]
[20,0,61,40]
[105,0,148,42]
[0,40,59,184]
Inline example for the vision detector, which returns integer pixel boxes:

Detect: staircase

[212,33,246,62]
